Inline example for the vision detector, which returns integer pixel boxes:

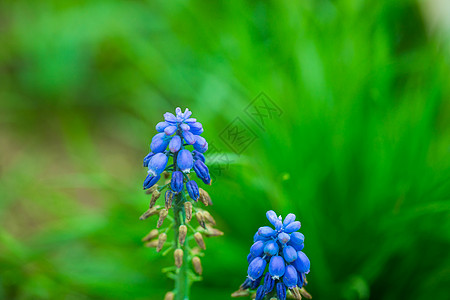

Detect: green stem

[174,194,190,300]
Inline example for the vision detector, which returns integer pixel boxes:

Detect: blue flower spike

[141,108,220,299]
[236,210,311,299]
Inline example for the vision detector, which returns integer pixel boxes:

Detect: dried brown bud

[156,233,167,252]
[194,232,206,250]
[141,229,159,242]
[184,202,193,222]
[178,225,187,245]
[165,191,173,209]
[149,190,161,208]
[163,171,170,179]
[157,209,169,228]
[174,249,183,268]
[198,188,210,206]
[164,291,174,300]
[231,289,250,297]
[202,211,216,225]
[192,256,203,275]
[144,240,158,248]
[288,287,302,299]
[204,226,224,237]
[299,288,312,299]
[145,184,158,194]
[195,212,206,229]
[139,206,160,220]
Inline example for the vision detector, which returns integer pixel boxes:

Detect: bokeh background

[1,0,449,299]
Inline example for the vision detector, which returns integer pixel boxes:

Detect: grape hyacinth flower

[139,108,222,300]
[232,211,312,300]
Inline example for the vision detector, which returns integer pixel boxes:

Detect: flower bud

[292,242,304,251]
[231,290,250,297]
[297,271,304,288]
[143,174,161,190]
[157,233,167,252]
[177,150,193,173]
[143,152,154,167]
[164,291,174,300]
[174,249,183,268]
[264,240,279,256]
[156,121,169,133]
[171,171,184,193]
[269,256,286,279]
[192,256,203,275]
[291,287,302,300]
[164,125,177,136]
[144,240,158,248]
[193,135,208,153]
[283,213,296,226]
[148,153,168,176]
[255,286,265,300]
[139,206,160,220]
[157,209,169,228]
[247,257,266,281]
[186,180,200,201]
[284,221,301,233]
[250,276,263,289]
[169,135,182,153]
[250,240,265,257]
[193,160,211,185]
[204,226,224,237]
[145,184,158,194]
[149,190,161,208]
[150,133,169,153]
[182,131,196,145]
[165,190,174,209]
[299,287,312,299]
[195,212,206,229]
[199,188,212,206]
[192,150,205,163]
[292,251,310,273]
[189,122,203,135]
[278,232,290,244]
[247,253,255,264]
[194,232,206,250]
[180,123,190,131]
[290,232,305,245]
[283,246,298,263]
[283,265,298,288]
[178,225,187,245]
[184,202,193,222]
[264,272,275,294]
[164,112,177,122]
[276,282,287,300]
[258,226,276,237]
[240,277,252,290]
[266,210,278,225]
[141,229,159,242]
[202,210,216,225]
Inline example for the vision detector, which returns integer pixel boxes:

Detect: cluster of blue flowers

[142,107,211,200]
[240,211,310,300]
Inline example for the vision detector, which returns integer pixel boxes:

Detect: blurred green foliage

[1,0,449,299]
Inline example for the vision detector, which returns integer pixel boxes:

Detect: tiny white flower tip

[182,169,191,174]
[147,170,157,177]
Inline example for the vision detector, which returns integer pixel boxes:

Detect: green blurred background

[1,0,449,299]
